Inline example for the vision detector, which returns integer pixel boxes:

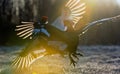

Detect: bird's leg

[69,51,84,67]
[69,53,77,67]
[72,51,84,60]
[72,53,79,60]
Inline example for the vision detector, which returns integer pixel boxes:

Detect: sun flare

[116,0,120,5]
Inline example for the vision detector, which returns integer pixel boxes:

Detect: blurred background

[0,0,120,45]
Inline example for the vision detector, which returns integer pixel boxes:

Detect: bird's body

[12,0,86,69]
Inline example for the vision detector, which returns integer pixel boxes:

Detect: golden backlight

[116,0,120,5]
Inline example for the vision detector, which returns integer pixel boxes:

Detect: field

[0,45,120,74]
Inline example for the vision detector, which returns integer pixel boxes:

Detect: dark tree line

[0,0,120,45]
[0,0,66,45]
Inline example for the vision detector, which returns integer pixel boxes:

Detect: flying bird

[11,0,86,69]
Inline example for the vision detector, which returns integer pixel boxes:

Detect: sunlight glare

[116,0,120,5]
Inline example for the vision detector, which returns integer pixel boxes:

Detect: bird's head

[41,16,48,24]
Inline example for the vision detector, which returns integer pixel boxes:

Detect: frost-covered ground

[0,45,120,74]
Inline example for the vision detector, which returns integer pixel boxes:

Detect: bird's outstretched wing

[80,15,120,36]
[15,22,34,39]
[52,0,86,31]
[11,49,47,69]
[15,22,42,39]
[11,53,35,69]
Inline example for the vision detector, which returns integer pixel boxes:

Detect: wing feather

[52,0,86,31]
[71,3,85,11]
[68,0,80,9]
[11,57,20,67]
[66,0,73,7]
[16,26,33,31]
[71,11,86,16]
[11,49,46,69]
[17,28,32,35]
[15,22,34,39]
[73,16,83,24]
[65,0,86,28]
[23,32,33,39]
[21,21,34,24]
[11,54,35,69]
[16,24,32,28]
[19,29,33,37]
[17,57,22,69]
[71,6,86,14]
[13,57,21,68]
[67,0,76,8]
[25,56,29,67]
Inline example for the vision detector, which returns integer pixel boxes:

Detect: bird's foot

[69,52,83,67]
[76,52,84,56]
[69,53,77,67]
[70,56,77,67]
